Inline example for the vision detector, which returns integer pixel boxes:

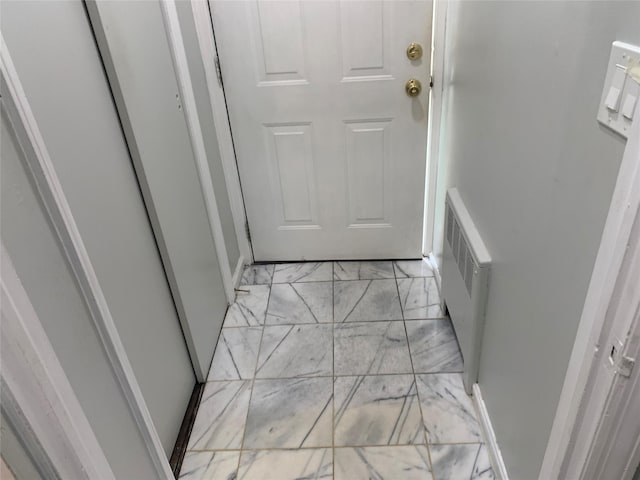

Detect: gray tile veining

[256,324,332,378]
[244,377,333,449]
[334,446,432,480]
[472,444,496,480]
[184,262,497,480]
[224,285,270,327]
[333,261,395,280]
[208,327,263,381]
[334,321,412,375]
[397,277,443,319]
[187,381,251,451]
[237,449,332,480]
[430,444,495,480]
[334,279,402,322]
[240,264,275,286]
[272,262,333,283]
[266,282,333,324]
[179,451,240,480]
[393,259,435,278]
[406,319,463,374]
[334,374,424,446]
[416,373,482,444]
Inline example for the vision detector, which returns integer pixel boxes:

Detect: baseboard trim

[232,255,246,292]
[426,254,442,290]
[472,383,509,480]
[426,254,445,312]
[170,382,205,478]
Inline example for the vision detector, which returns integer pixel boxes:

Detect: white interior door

[211,0,432,261]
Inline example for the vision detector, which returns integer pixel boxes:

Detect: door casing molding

[0,35,174,480]
[423,0,448,257]
[160,0,239,301]
[539,113,640,477]
[1,245,116,480]
[191,0,253,268]
[571,214,640,479]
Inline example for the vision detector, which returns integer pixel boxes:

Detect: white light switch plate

[597,41,640,139]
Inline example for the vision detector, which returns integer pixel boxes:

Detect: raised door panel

[251,0,307,85]
[339,0,392,81]
[344,120,392,227]
[264,123,319,229]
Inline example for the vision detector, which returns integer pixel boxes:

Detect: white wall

[435,1,640,478]
[1,0,194,457]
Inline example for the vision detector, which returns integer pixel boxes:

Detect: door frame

[423,0,447,257]
[574,301,640,479]
[539,112,640,477]
[193,0,441,262]
[0,36,175,480]
[190,0,253,266]
[160,0,244,298]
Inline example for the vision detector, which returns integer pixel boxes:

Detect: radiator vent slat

[446,203,474,296]
[446,204,454,245]
[465,251,475,294]
[452,218,460,266]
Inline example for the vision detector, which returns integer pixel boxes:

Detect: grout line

[236,278,272,457]
[333,277,397,282]
[186,440,485,454]
[219,317,450,330]
[332,277,397,282]
[395,272,436,477]
[221,318,407,328]
[202,370,464,383]
[272,279,334,284]
[331,261,335,480]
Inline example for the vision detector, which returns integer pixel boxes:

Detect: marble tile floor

[181,260,495,480]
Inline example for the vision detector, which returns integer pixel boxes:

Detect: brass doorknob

[406,42,423,60]
[405,79,422,97]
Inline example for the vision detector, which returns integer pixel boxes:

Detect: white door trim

[160,0,237,302]
[423,0,447,257]
[191,0,253,268]
[0,36,174,480]
[1,245,116,480]
[539,113,640,478]
[573,258,640,479]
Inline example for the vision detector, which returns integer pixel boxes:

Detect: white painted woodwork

[473,384,510,480]
[211,0,433,260]
[190,0,253,265]
[1,246,116,480]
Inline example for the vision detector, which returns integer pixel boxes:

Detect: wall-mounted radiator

[442,188,491,394]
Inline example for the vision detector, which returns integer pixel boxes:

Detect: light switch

[622,94,637,120]
[605,86,622,111]
[605,66,626,112]
[598,42,640,139]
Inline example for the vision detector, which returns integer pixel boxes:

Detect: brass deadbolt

[405,79,422,97]
[406,42,423,60]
